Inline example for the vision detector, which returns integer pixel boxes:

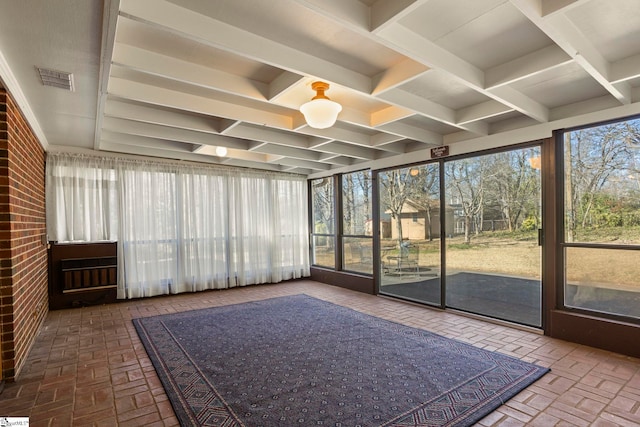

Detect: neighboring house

[388,199,454,240]
[365,215,391,238]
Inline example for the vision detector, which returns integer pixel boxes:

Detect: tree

[486,150,540,232]
[342,170,372,235]
[446,158,487,244]
[565,123,633,239]
[406,164,440,241]
[311,178,334,239]
[379,168,422,245]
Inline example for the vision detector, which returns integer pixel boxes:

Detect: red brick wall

[0,89,48,381]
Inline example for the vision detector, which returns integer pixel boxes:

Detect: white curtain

[46,153,310,299]
[117,165,179,298]
[45,154,118,242]
[177,170,230,292]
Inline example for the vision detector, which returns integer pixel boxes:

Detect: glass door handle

[538,228,543,246]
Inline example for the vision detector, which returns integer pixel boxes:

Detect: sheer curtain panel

[117,165,179,298]
[46,152,310,299]
[177,170,230,292]
[46,154,118,242]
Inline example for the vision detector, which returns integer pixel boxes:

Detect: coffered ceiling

[1,0,640,175]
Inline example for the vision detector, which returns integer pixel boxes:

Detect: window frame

[309,176,337,269]
[309,170,373,276]
[557,114,640,323]
[340,170,373,275]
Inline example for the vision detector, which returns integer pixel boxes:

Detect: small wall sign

[431,145,449,158]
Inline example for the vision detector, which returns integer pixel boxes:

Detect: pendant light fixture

[300,81,342,129]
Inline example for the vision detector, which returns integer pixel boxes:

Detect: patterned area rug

[133,294,549,426]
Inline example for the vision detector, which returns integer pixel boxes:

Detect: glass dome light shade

[300,81,342,129]
[215,146,227,157]
[300,98,342,129]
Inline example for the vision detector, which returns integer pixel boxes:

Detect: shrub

[521,216,538,231]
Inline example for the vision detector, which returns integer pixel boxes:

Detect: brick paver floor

[1,279,639,426]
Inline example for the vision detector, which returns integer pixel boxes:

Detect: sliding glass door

[376,146,542,327]
[444,147,542,326]
[378,164,442,306]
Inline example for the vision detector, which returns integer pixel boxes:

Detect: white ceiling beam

[336,108,374,130]
[370,106,414,127]
[264,154,288,164]
[104,98,219,133]
[273,164,295,172]
[371,132,405,147]
[113,45,313,131]
[269,71,305,102]
[317,152,340,161]
[100,141,226,165]
[378,88,490,135]
[250,143,322,162]
[370,0,429,33]
[291,114,309,130]
[317,154,354,166]
[273,157,333,171]
[296,126,373,148]
[458,120,490,136]
[487,85,549,122]
[456,100,513,125]
[404,140,438,153]
[113,42,269,100]
[610,53,640,84]
[302,121,411,154]
[377,122,442,146]
[552,14,631,105]
[540,0,589,17]
[283,167,314,175]
[312,141,378,160]
[101,130,195,152]
[510,0,632,105]
[307,136,332,147]
[376,24,484,88]
[371,58,430,96]
[307,138,332,149]
[376,23,550,122]
[485,44,573,89]
[108,77,293,129]
[102,116,251,149]
[222,158,291,171]
[218,119,241,134]
[247,141,269,151]
[94,0,120,150]
[377,89,456,125]
[194,146,270,162]
[227,124,310,149]
[370,140,406,154]
[288,0,370,33]
[594,73,632,105]
[120,0,372,93]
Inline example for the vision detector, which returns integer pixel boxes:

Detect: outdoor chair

[384,242,419,277]
[399,243,419,277]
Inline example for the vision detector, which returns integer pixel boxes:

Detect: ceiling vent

[37,67,74,91]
